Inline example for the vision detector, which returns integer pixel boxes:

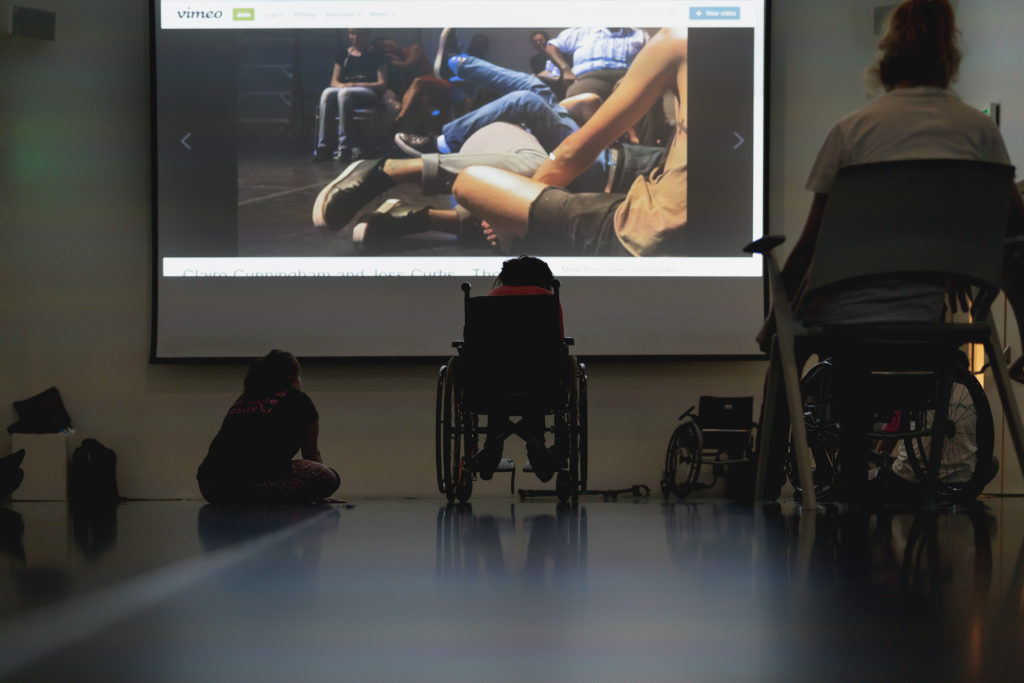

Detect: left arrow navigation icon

[180,132,192,150]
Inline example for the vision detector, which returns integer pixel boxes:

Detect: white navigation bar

[159,1,760,29]
[162,256,762,278]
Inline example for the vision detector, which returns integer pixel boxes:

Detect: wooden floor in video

[1,498,1024,681]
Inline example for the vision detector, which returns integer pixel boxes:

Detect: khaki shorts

[526,187,630,256]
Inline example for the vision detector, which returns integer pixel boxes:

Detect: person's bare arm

[780,193,828,298]
[329,63,345,88]
[532,29,686,187]
[389,43,423,69]
[331,63,388,92]
[366,65,389,93]
[544,43,576,84]
[755,192,828,351]
[301,420,323,462]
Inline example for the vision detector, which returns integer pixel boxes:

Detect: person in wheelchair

[756,0,1024,501]
[473,255,564,482]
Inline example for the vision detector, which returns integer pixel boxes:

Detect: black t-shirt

[529,52,548,75]
[199,388,318,479]
[336,45,388,84]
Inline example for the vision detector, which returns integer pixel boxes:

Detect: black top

[529,52,548,75]
[336,46,388,84]
[199,388,318,480]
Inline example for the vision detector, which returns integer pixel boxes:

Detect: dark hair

[495,255,554,290]
[468,33,490,58]
[243,349,300,395]
[869,0,961,90]
[530,30,549,42]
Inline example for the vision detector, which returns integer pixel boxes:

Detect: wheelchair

[661,396,756,499]
[788,351,996,504]
[436,281,588,504]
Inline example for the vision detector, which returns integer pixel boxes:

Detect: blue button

[690,6,741,20]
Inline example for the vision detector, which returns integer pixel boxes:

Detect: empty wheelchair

[661,396,756,499]
[788,353,996,503]
[436,281,588,504]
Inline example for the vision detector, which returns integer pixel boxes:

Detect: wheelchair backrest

[802,159,1014,307]
[459,294,567,414]
[697,396,753,452]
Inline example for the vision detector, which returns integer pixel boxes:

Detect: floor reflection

[435,502,586,580]
[1,499,1024,680]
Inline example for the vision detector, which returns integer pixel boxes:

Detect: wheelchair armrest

[743,235,785,254]
[562,337,575,346]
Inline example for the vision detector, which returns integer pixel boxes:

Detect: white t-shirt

[801,86,1011,326]
[806,86,1009,193]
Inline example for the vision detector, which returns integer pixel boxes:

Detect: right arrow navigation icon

[732,132,744,150]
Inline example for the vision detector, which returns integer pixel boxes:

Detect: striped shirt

[547,27,647,76]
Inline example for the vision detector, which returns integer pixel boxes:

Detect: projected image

[234,25,753,260]
[154,1,767,358]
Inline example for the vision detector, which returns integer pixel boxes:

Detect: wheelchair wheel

[577,361,588,494]
[787,359,842,499]
[437,359,469,503]
[556,356,582,503]
[661,418,702,498]
[900,364,994,499]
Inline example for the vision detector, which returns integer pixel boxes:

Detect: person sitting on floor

[197,350,341,505]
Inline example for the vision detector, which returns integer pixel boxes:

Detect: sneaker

[394,132,438,157]
[311,159,395,230]
[352,198,432,252]
[472,441,503,480]
[434,28,457,78]
[527,445,557,483]
[312,146,332,163]
[332,148,352,164]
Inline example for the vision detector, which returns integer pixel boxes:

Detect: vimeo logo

[233,8,255,21]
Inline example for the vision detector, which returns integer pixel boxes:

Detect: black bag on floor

[8,386,72,434]
[68,438,122,506]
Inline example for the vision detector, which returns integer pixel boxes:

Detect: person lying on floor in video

[447,27,688,257]
[392,32,604,159]
[311,120,667,253]
[196,350,341,505]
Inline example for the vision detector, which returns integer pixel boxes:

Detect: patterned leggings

[199,459,340,505]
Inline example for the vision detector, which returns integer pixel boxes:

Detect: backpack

[68,438,122,506]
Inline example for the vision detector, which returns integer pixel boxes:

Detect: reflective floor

[2,498,1024,681]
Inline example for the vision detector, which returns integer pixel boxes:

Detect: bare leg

[452,165,546,250]
[381,158,423,184]
[426,208,461,234]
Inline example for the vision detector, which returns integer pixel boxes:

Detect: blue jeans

[316,85,379,153]
[441,56,582,158]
